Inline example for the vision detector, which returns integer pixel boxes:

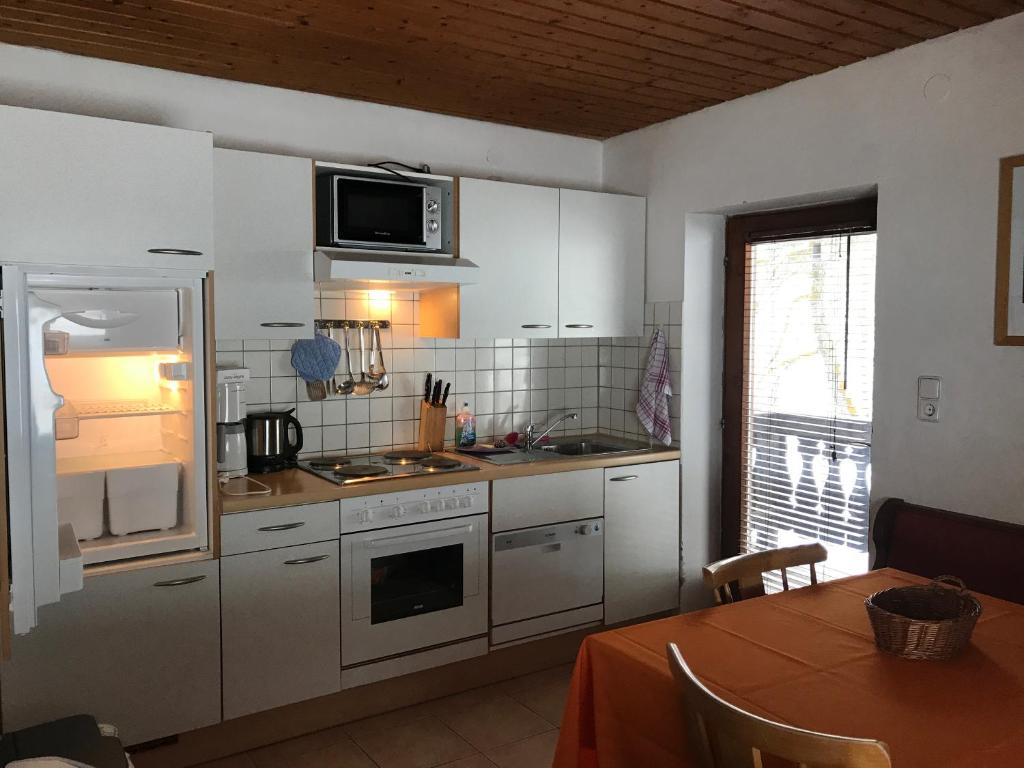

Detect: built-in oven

[339,482,489,667]
[316,173,444,252]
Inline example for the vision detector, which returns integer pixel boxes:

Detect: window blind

[740,232,877,586]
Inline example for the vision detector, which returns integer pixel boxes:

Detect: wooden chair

[667,643,891,768]
[703,543,828,604]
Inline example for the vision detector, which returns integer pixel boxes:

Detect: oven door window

[337,178,425,247]
[370,543,464,624]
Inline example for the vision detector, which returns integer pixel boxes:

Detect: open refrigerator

[2,265,209,634]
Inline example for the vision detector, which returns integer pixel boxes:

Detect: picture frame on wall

[995,154,1024,345]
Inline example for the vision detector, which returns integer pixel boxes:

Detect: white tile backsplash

[220,293,681,458]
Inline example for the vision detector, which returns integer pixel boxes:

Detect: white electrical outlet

[917,376,941,422]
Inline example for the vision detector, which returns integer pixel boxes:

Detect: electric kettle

[245,409,304,473]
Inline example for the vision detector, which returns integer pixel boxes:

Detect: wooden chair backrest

[667,643,891,768]
[702,543,828,604]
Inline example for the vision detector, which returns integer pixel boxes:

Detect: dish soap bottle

[455,402,477,448]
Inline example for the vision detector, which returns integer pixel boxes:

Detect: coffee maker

[216,367,249,479]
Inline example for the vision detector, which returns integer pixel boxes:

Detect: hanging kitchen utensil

[353,326,376,395]
[374,325,389,391]
[367,323,380,381]
[336,325,355,396]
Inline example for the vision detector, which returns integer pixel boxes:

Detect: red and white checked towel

[636,328,673,445]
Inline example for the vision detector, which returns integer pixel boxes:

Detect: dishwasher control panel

[340,481,488,533]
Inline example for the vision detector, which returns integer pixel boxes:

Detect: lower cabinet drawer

[221,541,341,719]
[221,501,340,556]
[492,469,604,532]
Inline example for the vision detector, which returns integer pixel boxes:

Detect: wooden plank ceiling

[1,0,1021,138]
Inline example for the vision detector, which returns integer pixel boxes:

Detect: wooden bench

[872,498,1024,605]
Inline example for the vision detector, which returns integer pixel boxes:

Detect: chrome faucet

[524,411,579,450]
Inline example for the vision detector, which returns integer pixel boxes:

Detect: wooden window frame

[721,198,878,557]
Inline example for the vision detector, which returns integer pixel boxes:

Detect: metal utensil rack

[314,319,390,330]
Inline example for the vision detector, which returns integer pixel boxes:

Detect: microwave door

[336,178,426,249]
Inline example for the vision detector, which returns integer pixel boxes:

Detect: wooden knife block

[417,401,448,452]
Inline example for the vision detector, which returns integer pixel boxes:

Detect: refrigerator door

[3,271,85,634]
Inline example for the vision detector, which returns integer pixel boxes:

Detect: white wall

[0,43,601,188]
[603,13,1024,594]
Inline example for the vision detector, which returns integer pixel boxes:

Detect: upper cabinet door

[558,190,646,338]
[0,106,213,271]
[213,149,314,340]
[458,178,559,339]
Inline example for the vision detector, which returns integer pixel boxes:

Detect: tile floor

[196,664,572,768]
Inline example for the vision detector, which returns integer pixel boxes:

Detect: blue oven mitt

[290,334,341,383]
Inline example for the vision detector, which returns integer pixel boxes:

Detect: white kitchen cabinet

[0,559,220,746]
[220,500,340,556]
[492,468,604,532]
[456,178,559,339]
[604,461,680,624]
[0,105,213,270]
[221,540,340,720]
[558,189,646,338]
[213,149,315,339]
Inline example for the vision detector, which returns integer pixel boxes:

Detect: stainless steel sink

[463,434,653,465]
[470,448,564,465]
[538,439,635,456]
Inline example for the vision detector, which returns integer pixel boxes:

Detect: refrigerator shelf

[58,399,181,420]
[57,450,181,475]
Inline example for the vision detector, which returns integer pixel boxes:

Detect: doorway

[722,200,878,584]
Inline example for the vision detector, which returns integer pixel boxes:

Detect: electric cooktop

[297,450,480,486]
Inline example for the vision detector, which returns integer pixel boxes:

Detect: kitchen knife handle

[441,382,451,405]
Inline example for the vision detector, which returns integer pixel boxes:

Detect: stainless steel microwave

[316,173,444,252]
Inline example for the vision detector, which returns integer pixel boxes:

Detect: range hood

[314,248,480,291]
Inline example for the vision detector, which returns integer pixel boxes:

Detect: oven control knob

[360,509,374,524]
[442,497,457,510]
[458,496,472,509]
[426,219,439,233]
[426,199,439,213]
[391,506,406,519]
[428,500,443,513]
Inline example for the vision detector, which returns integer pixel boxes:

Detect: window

[723,201,877,586]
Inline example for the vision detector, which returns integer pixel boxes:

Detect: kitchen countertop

[219,442,680,514]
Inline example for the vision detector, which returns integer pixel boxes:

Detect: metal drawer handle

[153,575,207,587]
[283,554,330,566]
[609,475,639,482]
[521,324,551,329]
[565,324,594,329]
[147,248,203,256]
[257,521,306,532]
[260,322,306,328]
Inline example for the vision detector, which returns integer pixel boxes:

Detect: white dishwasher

[490,517,604,646]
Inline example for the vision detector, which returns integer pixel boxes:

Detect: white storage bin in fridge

[57,471,105,541]
[107,461,181,536]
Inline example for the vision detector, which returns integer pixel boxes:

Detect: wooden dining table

[554,568,1024,767]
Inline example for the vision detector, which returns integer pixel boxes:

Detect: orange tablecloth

[554,569,1024,768]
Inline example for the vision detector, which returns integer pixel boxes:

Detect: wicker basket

[865,575,982,660]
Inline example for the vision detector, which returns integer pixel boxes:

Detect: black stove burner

[420,456,461,470]
[382,450,432,464]
[334,464,389,479]
[308,454,352,470]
